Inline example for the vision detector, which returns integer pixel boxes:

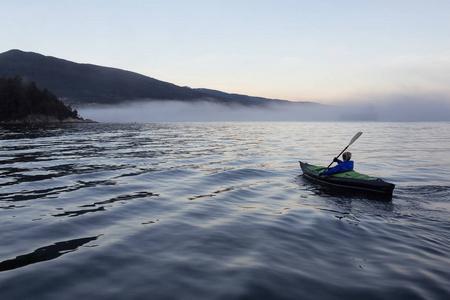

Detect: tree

[0,76,81,122]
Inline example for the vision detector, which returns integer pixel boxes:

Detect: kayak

[299,161,395,201]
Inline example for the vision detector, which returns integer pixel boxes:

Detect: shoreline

[0,114,97,125]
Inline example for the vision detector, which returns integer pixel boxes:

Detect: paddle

[313,132,363,183]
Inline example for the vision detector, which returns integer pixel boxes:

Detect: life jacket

[323,160,354,175]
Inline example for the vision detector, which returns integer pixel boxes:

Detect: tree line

[0,76,79,122]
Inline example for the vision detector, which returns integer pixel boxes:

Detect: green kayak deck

[305,164,378,180]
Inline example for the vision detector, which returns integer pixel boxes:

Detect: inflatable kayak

[299,161,395,201]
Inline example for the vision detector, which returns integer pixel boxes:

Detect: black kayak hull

[299,161,395,201]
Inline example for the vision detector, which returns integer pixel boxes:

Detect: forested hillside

[0,76,81,123]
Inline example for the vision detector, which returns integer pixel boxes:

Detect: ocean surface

[0,122,449,300]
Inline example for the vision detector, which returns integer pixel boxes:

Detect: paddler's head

[343,152,352,161]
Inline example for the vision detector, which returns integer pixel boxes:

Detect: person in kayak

[321,152,354,176]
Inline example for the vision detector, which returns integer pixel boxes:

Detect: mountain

[0,49,223,105]
[0,49,316,107]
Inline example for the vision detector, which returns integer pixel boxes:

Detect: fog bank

[78,97,450,123]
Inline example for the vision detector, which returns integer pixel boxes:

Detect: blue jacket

[322,159,354,175]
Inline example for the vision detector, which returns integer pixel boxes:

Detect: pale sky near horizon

[2,0,450,104]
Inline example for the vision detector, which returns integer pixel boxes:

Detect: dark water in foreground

[0,122,449,300]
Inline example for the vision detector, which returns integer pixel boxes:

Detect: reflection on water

[0,236,100,272]
[0,122,449,300]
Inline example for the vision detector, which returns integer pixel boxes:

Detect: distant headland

[0,76,95,124]
[0,49,317,108]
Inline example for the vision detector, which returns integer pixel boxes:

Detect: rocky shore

[0,114,97,124]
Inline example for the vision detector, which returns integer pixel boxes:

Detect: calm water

[0,122,449,300]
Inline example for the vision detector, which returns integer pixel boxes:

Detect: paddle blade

[349,132,363,146]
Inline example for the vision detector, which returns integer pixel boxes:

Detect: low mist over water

[78,97,450,122]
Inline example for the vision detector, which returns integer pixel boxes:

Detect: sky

[2,0,450,104]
